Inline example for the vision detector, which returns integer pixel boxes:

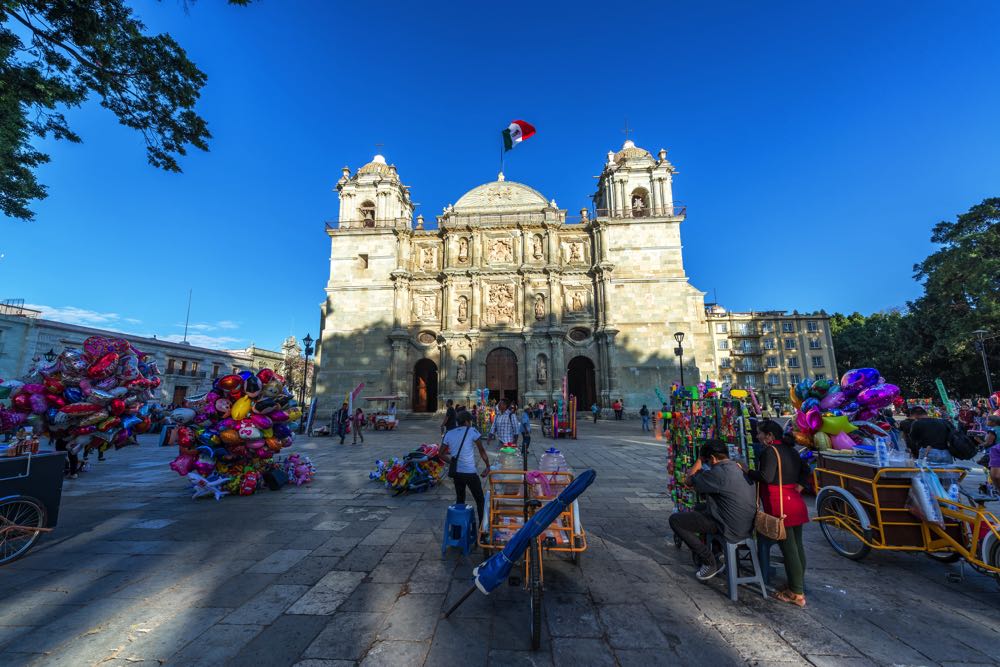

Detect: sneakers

[695,556,725,581]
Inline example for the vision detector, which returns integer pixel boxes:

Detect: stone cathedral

[314,139,716,415]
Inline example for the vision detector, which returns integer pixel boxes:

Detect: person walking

[752,420,811,607]
[53,436,79,480]
[519,406,532,454]
[639,405,651,432]
[441,411,492,532]
[352,407,365,444]
[591,402,600,423]
[488,400,520,446]
[441,399,457,436]
[613,399,623,421]
[333,402,350,445]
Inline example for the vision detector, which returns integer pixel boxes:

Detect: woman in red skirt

[752,420,811,607]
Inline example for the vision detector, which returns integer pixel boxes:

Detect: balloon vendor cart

[0,450,67,565]
[363,396,400,431]
[666,396,754,513]
[813,453,1000,584]
[548,395,577,439]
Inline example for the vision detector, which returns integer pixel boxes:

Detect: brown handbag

[754,445,786,541]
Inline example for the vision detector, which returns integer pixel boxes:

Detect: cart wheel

[817,492,871,560]
[925,550,961,564]
[0,496,47,565]
[529,537,543,650]
[572,536,582,567]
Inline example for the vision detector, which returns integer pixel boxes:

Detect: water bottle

[947,482,960,503]
[496,446,523,495]
[875,436,889,467]
[539,447,571,496]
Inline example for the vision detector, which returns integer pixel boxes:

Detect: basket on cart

[0,451,67,565]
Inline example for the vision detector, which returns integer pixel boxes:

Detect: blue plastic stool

[442,503,476,556]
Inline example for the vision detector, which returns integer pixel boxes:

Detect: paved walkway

[1,418,998,666]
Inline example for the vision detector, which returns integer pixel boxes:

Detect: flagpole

[499,131,504,178]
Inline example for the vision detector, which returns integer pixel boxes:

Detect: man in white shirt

[442,411,492,530]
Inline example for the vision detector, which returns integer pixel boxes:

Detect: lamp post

[298,333,314,434]
[43,348,56,363]
[972,329,994,397]
[673,331,685,388]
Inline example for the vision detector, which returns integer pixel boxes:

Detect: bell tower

[335,153,414,229]
[593,140,677,218]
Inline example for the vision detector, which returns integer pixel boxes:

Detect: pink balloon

[831,432,856,450]
[170,454,196,476]
[857,383,900,409]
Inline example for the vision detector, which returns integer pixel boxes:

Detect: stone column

[606,176,616,216]
[650,177,660,215]
[471,281,481,329]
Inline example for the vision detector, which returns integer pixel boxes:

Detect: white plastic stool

[711,534,767,602]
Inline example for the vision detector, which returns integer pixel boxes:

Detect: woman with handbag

[441,411,492,532]
[751,420,811,607]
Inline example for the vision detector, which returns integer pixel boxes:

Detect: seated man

[668,439,757,581]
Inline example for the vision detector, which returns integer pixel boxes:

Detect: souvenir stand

[546,377,577,439]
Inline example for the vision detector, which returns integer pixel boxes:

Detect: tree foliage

[831,198,1000,398]
[1,0,247,221]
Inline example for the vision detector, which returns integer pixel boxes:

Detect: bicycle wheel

[817,492,871,560]
[0,496,47,565]
[529,537,542,650]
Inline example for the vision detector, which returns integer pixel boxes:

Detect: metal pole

[298,349,309,434]
[679,347,685,387]
[973,331,994,396]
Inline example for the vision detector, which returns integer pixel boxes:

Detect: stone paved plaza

[1,417,999,666]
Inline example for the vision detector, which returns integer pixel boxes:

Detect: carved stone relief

[484,284,515,325]
[567,242,583,263]
[485,185,515,204]
[420,246,436,271]
[413,294,438,320]
[488,239,514,263]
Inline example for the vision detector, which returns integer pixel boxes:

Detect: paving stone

[377,593,444,641]
[550,638,615,666]
[370,552,419,583]
[133,519,176,529]
[335,544,392,571]
[293,661,355,667]
[425,616,490,665]
[338,582,404,612]
[303,612,385,660]
[170,623,263,666]
[248,549,313,574]
[544,593,601,638]
[275,556,343,586]
[287,570,366,615]
[359,640,430,666]
[222,584,310,624]
[360,528,403,546]
[596,603,670,649]
[314,520,350,531]
[231,614,329,667]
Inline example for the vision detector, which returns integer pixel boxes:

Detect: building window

[766,356,777,368]
[167,359,176,374]
[790,373,801,384]
[762,339,775,350]
[717,340,729,350]
[815,373,827,381]
[720,358,731,368]
[812,356,825,367]
[359,253,369,269]
[784,339,796,350]
[781,322,795,333]
[737,323,756,336]
[788,357,800,368]
[723,374,733,384]
[232,366,239,374]
[739,340,754,353]
[212,364,221,378]
[809,339,821,349]
[744,375,759,388]
[716,323,728,334]
[761,321,774,333]
[768,373,780,386]
[179,360,188,374]
[807,320,819,332]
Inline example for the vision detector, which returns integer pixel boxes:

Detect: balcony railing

[731,328,759,337]
[164,369,207,378]
[594,203,686,219]
[735,366,764,373]
[730,347,763,356]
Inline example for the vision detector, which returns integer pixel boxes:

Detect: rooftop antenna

[714,288,718,304]
[182,288,193,344]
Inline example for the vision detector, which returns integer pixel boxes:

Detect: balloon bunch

[369,444,445,494]
[791,368,900,451]
[0,336,161,456]
[281,453,316,486]
[168,368,303,498]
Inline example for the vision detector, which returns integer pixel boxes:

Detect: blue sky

[2,1,999,351]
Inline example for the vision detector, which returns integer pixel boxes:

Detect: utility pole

[972,329,995,396]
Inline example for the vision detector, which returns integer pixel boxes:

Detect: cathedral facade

[314,139,717,415]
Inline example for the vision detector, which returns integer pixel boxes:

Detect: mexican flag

[502,120,536,151]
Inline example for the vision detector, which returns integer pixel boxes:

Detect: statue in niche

[536,355,547,383]
[532,235,544,260]
[457,296,469,322]
[458,237,469,263]
[417,295,435,319]
[632,195,646,215]
[571,292,584,312]
[485,284,515,324]
[489,239,513,263]
[569,243,582,263]
[421,247,435,270]
[456,357,467,385]
[533,294,545,321]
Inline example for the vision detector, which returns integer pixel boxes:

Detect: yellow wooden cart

[813,453,1000,580]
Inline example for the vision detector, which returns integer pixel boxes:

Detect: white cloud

[124,317,143,325]
[174,320,242,333]
[216,320,240,330]
[160,333,244,350]
[25,303,122,326]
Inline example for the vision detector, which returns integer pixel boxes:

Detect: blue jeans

[641,416,650,431]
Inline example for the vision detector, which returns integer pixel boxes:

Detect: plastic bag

[906,466,945,528]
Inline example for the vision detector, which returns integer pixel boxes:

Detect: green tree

[830,310,926,396]
[1,0,248,221]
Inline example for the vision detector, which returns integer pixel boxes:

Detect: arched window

[359,200,376,227]
[630,188,649,218]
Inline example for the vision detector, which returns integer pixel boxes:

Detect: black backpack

[947,423,978,460]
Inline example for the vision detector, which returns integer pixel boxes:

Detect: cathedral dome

[357,154,394,176]
[453,177,549,212]
[614,140,652,163]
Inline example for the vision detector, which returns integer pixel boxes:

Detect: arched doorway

[567,356,596,409]
[412,359,438,412]
[485,348,518,405]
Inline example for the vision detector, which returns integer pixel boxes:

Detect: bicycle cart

[476,468,587,649]
[813,453,1000,582]
[0,451,67,565]
[363,396,400,431]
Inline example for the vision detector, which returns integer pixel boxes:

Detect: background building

[0,303,310,406]
[705,304,837,413]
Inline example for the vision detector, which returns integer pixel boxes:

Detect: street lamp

[972,329,994,397]
[673,331,685,387]
[298,334,314,434]
[43,348,56,363]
